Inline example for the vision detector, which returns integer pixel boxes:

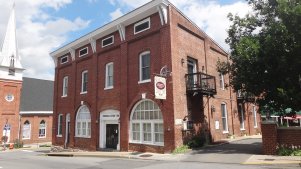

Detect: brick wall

[261,121,301,155]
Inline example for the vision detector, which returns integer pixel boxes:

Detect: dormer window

[102,35,114,48]
[134,18,150,34]
[79,47,88,57]
[60,56,68,64]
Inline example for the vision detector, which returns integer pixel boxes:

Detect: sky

[0,0,252,80]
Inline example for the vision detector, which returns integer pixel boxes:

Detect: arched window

[75,105,91,138]
[39,120,46,138]
[22,120,31,139]
[130,100,164,146]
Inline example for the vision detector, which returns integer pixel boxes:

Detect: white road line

[22,150,33,152]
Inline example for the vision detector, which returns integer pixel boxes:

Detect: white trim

[129,99,164,146]
[105,62,114,89]
[81,70,88,93]
[102,35,114,48]
[221,103,229,132]
[20,111,53,115]
[62,76,68,97]
[38,120,46,138]
[75,105,91,138]
[79,47,88,57]
[60,55,68,64]
[139,51,151,82]
[99,110,120,150]
[134,17,151,35]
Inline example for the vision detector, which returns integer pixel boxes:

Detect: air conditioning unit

[183,120,193,131]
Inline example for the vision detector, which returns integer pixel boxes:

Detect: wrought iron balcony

[236,90,255,102]
[185,72,217,95]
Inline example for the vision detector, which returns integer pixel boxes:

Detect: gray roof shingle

[20,77,54,111]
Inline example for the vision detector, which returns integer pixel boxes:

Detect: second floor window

[62,76,68,97]
[81,70,88,93]
[139,51,150,83]
[219,73,225,90]
[105,62,114,89]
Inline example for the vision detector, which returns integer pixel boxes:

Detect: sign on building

[154,76,166,100]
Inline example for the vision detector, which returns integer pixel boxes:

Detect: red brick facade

[0,79,22,143]
[51,1,261,153]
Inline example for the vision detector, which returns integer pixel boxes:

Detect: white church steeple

[0,3,24,81]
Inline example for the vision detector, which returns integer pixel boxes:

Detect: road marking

[22,150,33,153]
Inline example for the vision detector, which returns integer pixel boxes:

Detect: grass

[172,145,189,154]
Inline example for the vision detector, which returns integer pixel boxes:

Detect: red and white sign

[154,76,166,100]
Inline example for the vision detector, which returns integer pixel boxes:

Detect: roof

[20,77,54,111]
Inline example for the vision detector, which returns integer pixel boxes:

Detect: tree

[220,0,301,113]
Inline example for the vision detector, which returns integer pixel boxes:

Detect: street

[0,149,300,169]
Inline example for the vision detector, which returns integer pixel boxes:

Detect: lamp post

[299,74,301,89]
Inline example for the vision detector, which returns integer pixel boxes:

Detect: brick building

[50,0,261,153]
[0,5,53,145]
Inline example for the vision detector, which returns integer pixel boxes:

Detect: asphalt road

[0,149,300,169]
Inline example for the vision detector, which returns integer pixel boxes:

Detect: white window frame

[102,35,114,48]
[75,105,91,138]
[221,103,229,133]
[39,120,46,138]
[105,62,114,90]
[253,106,258,128]
[60,55,68,64]
[138,51,151,84]
[62,76,68,97]
[239,104,245,130]
[219,73,225,90]
[81,70,88,94]
[134,17,150,35]
[79,47,88,57]
[129,99,164,146]
[22,121,31,140]
[57,114,63,137]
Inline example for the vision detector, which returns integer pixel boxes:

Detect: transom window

[139,51,151,83]
[105,62,114,89]
[22,120,31,139]
[81,70,88,94]
[61,56,68,64]
[134,17,150,34]
[39,120,46,138]
[102,35,114,47]
[221,103,228,133]
[130,100,164,146]
[76,105,91,138]
[79,47,88,57]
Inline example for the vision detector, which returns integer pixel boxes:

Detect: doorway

[105,124,118,149]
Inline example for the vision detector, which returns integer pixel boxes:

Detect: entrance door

[106,124,118,149]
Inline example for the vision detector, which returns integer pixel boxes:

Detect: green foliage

[172,145,189,154]
[277,147,301,156]
[219,0,301,112]
[13,139,23,149]
[187,135,206,148]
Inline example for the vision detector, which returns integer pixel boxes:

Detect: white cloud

[111,0,252,51]
[110,8,123,20]
[0,0,90,80]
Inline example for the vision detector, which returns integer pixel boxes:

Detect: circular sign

[5,94,14,102]
[156,82,165,90]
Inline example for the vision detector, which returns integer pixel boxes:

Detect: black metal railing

[185,72,217,95]
[236,90,255,102]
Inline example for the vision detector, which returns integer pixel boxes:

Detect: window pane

[77,122,81,136]
[82,122,86,136]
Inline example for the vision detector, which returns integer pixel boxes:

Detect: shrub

[277,147,301,156]
[13,139,23,148]
[172,145,189,154]
[187,135,206,148]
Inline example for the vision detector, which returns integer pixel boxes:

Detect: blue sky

[0,0,251,80]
